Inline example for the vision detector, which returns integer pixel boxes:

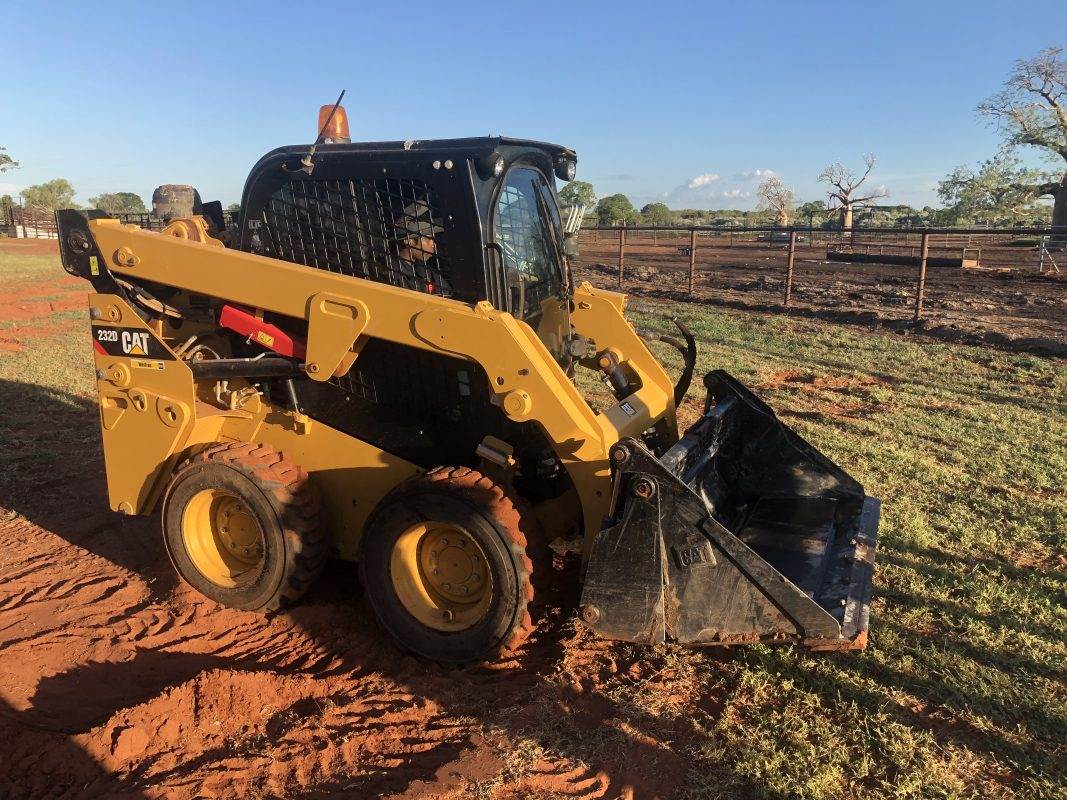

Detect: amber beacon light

[318,104,351,143]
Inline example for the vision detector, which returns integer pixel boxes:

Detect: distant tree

[89,191,147,214]
[21,179,76,212]
[977,46,1067,236]
[640,202,672,225]
[0,147,16,173]
[818,154,888,228]
[756,176,794,226]
[918,206,958,227]
[596,193,637,226]
[938,153,1051,225]
[226,202,242,213]
[559,180,596,210]
[0,194,14,223]
[795,200,828,228]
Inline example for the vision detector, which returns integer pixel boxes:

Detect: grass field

[602,296,1067,798]
[2,245,1065,799]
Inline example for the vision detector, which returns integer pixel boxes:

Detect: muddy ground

[575,236,1066,356]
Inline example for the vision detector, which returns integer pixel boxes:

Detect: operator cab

[236,122,578,365]
[230,108,581,482]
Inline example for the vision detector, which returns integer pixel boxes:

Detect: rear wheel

[359,466,540,665]
[162,442,326,611]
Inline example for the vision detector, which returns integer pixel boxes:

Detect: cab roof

[263,136,576,161]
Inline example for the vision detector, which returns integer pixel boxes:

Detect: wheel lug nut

[443,582,451,590]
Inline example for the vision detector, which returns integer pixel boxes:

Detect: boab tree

[818,154,887,228]
[978,46,1067,236]
[938,153,1049,225]
[756,175,794,226]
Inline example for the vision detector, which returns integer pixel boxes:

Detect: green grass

[0,250,67,281]
[0,250,98,509]
[568,299,1066,799]
[2,249,1065,798]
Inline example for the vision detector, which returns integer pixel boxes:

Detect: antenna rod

[298,89,346,175]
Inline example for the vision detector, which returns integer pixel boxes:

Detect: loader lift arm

[70,216,676,544]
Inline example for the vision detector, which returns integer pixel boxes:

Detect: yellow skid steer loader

[56,105,878,664]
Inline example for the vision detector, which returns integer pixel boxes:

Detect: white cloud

[720,188,751,199]
[737,169,776,180]
[687,172,721,189]
[0,182,20,196]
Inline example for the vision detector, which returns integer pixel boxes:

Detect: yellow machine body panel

[87,288,423,558]
[251,408,420,559]
[86,219,679,546]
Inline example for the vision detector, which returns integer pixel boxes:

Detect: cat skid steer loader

[56,104,878,664]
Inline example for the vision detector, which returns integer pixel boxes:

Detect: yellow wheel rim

[390,522,493,632]
[182,488,265,588]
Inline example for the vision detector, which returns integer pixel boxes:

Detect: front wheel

[359,466,540,665]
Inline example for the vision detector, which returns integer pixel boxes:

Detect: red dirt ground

[0,239,62,256]
[1,241,87,352]
[0,358,698,798]
[0,484,694,799]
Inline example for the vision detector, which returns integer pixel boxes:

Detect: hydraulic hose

[638,318,698,405]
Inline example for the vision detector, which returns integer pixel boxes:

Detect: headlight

[476,152,505,180]
[555,159,576,182]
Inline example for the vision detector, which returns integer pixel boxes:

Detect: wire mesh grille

[262,177,452,295]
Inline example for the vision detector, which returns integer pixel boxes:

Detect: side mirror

[562,231,579,259]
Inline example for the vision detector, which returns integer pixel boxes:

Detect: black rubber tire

[358,466,541,665]
[162,442,326,611]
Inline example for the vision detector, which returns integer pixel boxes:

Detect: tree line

[3,47,1062,232]
[562,46,1065,231]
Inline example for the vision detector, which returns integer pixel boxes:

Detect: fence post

[688,228,698,295]
[617,227,626,289]
[914,230,930,322]
[783,228,797,306]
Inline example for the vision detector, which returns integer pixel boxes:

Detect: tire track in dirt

[0,507,666,799]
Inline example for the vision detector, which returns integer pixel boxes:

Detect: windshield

[494,167,567,324]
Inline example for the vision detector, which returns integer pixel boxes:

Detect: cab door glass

[494,167,570,363]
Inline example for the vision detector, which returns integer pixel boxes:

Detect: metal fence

[575,225,1066,350]
[1,208,240,238]
[3,205,59,238]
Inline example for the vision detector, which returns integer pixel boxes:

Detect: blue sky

[3,1,1064,211]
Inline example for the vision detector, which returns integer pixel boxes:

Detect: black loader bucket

[580,370,879,650]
